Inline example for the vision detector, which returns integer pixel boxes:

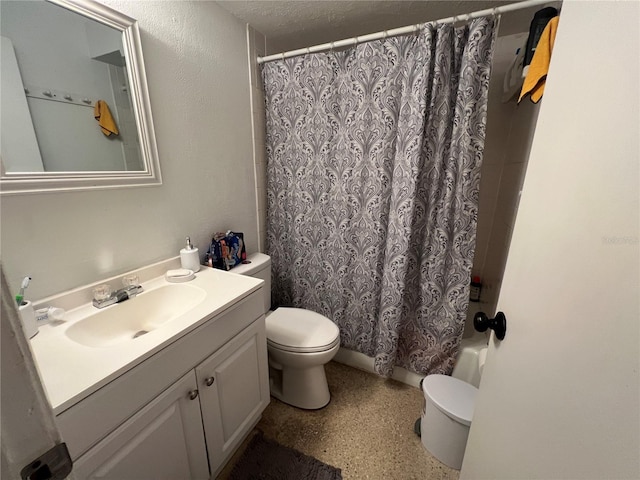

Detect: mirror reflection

[1,0,143,173]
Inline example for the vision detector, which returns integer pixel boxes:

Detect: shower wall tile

[481,34,522,167]
[466,33,540,335]
[477,163,502,216]
[483,105,516,166]
[493,162,526,229]
[506,101,541,164]
[472,212,493,275]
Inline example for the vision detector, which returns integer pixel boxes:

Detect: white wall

[0,0,257,301]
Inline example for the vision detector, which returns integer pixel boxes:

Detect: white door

[461,1,639,479]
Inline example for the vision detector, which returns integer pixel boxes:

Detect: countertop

[29,264,262,414]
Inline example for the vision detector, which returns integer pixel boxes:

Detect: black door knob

[474,311,507,340]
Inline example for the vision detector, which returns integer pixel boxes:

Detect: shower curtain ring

[330,41,335,51]
[306,47,311,55]
[280,52,285,61]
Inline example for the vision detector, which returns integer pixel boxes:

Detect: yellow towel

[94,100,119,136]
[519,16,559,104]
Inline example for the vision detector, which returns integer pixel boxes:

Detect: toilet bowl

[420,344,488,470]
[231,253,340,409]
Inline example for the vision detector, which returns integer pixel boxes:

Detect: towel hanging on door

[522,7,558,75]
[518,16,559,104]
[94,100,119,136]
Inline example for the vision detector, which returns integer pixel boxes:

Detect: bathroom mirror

[0,0,161,195]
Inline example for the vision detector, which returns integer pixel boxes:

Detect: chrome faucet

[92,275,144,309]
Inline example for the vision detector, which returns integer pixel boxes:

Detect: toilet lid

[422,374,478,426]
[266,307,340,353]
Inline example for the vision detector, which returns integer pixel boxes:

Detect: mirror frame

[0,0,162,195]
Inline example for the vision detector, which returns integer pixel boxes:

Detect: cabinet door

[196,317,269,476]
[73,371,209,480]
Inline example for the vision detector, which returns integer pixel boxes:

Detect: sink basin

[65,284,206,348]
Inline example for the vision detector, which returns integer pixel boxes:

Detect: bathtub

[451,334,488,388]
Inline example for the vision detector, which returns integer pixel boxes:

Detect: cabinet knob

[188,389,199,400]
[205,377,215,387]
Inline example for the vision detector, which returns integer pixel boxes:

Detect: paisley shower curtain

[262,17,497,377]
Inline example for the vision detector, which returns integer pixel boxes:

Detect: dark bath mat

[229,432,342,480]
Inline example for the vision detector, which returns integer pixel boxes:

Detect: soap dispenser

[180,237,200,272]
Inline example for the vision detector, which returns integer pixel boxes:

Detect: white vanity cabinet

[55,289,269,480]
[196,319,268,476]
[72,371,209,479]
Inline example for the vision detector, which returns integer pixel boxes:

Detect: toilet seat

[422,374,478,426]
[266,307,340,353]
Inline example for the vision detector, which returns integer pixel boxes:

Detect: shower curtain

[262,17,497,377]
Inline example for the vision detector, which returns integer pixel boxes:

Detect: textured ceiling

[216,0,547,54]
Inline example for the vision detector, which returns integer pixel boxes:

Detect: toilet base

[267,341,339,410]
[269,363,331,410]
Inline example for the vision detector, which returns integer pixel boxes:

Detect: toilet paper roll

[18,301,38,339]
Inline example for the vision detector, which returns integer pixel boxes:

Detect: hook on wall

[24,85,94,107]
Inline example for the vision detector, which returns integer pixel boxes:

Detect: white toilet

[420,346,488,470]
[231,253,340,409]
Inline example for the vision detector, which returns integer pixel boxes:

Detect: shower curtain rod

[257,0,554,64]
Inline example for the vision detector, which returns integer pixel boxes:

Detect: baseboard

[333,348,423,388]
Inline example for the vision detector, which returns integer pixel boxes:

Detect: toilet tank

[230,253,271,313]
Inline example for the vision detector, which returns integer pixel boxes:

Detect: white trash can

[420,374,478,470]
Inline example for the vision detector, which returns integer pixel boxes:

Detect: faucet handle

[93,284,112,302]
[122,274,139,288]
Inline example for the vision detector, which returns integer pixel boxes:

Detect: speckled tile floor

[218,361,459,480]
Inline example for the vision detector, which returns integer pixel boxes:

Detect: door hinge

[20,443,72,480]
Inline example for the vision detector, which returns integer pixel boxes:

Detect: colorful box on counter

[205,231,246,270]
